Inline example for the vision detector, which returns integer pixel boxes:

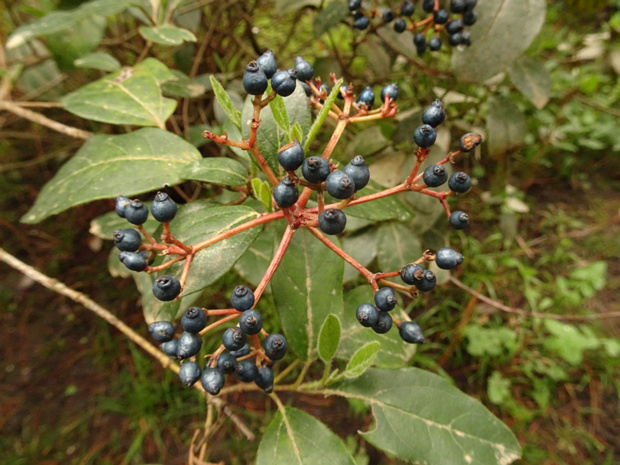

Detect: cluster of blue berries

[243,51,315,97]
[147,285,287,395]
[348,0,478,53]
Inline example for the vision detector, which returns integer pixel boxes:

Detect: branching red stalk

[254,226,295,304]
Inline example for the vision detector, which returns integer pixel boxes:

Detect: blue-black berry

[450,0,466,13]
[382,9,395,22]
[302,156,331,183]
[349,0,362,10]
[448,171,472,193]
[161,339,179,357]
[326,171,356,199]
[400,263,424,285]
[449,33,464,46]
[433,9,449,24]
[256,50,277,79]
[374,287,397,311]
[177,331,202,359]
[115,195,130,218]
[294,56,314,82]
[201,367,225,395]
[151,191,177,223]
[273,176,299,208]
[414,124,438,148]
[148,320,175,342]
[236,359,259,382]
[422,0,435,12]
[277,139,305,172]
[449,211,470,230]
[393,18,407,33]
[429,37,442,51]
[318,208,347,235]
[264,333,288,360]
[271,69,297,97]
[229,343,251,359]
[435,247,464,270]
[243,60,268,96]
[222,327,247,352]
[422,100,446,128]
[372,311,393,334]
[255,366,274,393]
[231,285,255,312]
[152,275,181,301]
[216,353,238,374]
[357,86,375,108]
[399,321,425,344]
[343,155,370,191]
[239,309,263,335]
[356,303,379,327]
[179,361,202,386]
[380,82,399,102]
[181,307,207,333]
[124,200,149,225]
[463,10,477,26]
[446,19,464,34]
[119,251,147,272]
[416,269,436,292]
[422,164,448,187]
[401,0,415,16]
[113,228,142,252]
[353,13,370,30]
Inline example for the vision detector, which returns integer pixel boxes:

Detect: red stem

[254,226,295,304]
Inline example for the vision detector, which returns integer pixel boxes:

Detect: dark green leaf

[62,58,177,127]
[74,52,121,72]
[508,56,552,109]
[274,0,321,15]
[375,221,422,272]
[162,70,207,98]
[242,85,311,175]
[6,0,132,49]
[343,181,413,222]
[318,314,341,363]
[210,76,242,129]
[271,229,344,360]
[342,229,378,283]
[22,128,201,223]
[314,1,350,37]
[47,16,106,68]
[328,368,522,465]
[155,202,261,297]
[234,224,278,287]
[256,407,356,465]
[290,122,303,144]
[304,78,343,152]
[344,341,380,379]
[252,178,273,213]
[452,0,546,82]
[486,96,527,156]
[338,286,416,367]
[182,157,248,186]
[138,25,197,46]
[269,95,290,133]
[345,126,390,158]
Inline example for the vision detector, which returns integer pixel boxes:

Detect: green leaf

[22,128,201,223]
[6,0,132,49]
[242,84,311,175]
[162,70,207,98]
[47,15,106,69]
[269,95,290,133]
[342,229,378,283]
[328,368,522,465]
[290,122,303,144]
[486,95,527,157]
[488,371,512,406]
[464,325,518,358]
[234,223,278,287]
[337,286,416,367]
[252,178,273,213]
[181,157,248,186]
[318,314,341,363]
[256,407,356,465]
[210,76,242,129]
[343,181,413,222]
[62,58,177,127]
[271,229,344,361]
[375,221,422,273]
[274,0,321,15]
[139,25,197,46]
[543,320,601,366]
[154,202,261,297]
[74,52,122,72]
[344,341,381,379]
[508,56,552,109]
[452,0,546,82]
[314,1,350,37]
[304,78,343,152]
[345,126,390,158]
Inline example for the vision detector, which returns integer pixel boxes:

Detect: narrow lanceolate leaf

[74,52,121,72]
[252,178,273,213]
[256,407,356,465]
[452,0,546,83]
[22,128,201,223]
[242,84,311,176]
[181,157,248,186]
[271,229,344,361]
[318,314,341,363]
[62,58,177,127]
[328,368,522,465]
[344,341,380,379]
[269,94,290,133]
[138,25,197,46]
[304,78,343,152]
[508,56,552,109]
[155,202,261,297]
[210,76,242,129]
